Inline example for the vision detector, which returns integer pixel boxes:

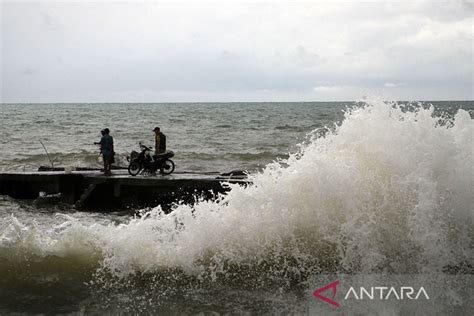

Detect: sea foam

[1,101,472,280]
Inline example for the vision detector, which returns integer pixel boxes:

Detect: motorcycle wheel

[160,159,175,175]
[128,160,142,176]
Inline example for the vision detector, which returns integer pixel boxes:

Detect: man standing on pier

[153,127,166,155]
[95,128,114,175]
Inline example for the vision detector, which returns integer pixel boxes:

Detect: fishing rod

[39,140,57,168]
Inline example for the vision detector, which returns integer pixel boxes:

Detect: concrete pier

[0,170,248,210]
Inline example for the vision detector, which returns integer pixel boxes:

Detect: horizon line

[1,100,473,105]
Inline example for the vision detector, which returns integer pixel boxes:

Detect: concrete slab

[0,170,249,211]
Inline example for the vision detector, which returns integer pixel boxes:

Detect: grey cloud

[1,1,472,102]
[295,46,320,67]
[41,12,61,29]
[20,68,38,76]
[219,50,240,62]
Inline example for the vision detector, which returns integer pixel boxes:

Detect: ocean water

[0,102,351,173]
[0,101,473,314]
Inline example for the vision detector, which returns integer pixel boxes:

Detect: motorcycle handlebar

[140,144,152,151]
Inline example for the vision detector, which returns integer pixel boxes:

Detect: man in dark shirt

[153,127,166,155]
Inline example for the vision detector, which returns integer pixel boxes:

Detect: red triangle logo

[313,280,341,308]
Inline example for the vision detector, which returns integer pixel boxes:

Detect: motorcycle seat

[153,150,174,159]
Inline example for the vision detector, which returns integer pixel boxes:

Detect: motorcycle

[127,143,175,176]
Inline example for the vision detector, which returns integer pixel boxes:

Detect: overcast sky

[1,0,472,102]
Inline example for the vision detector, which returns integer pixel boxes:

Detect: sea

[0,101,473,314]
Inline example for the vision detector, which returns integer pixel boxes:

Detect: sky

[1,0,473,102]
